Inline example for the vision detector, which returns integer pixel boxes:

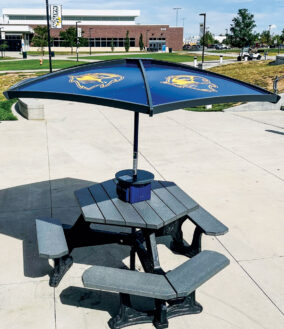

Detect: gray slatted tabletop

[75,179,199,230]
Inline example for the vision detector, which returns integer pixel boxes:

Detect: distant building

[213,35,226,44]
[0,8,183,52]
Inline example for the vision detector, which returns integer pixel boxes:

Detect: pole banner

[50,5,62,28]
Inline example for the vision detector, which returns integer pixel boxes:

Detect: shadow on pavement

[0,177,131,279]
[266,129,284,136]
[60,286,155,317]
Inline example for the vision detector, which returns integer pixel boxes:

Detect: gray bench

[188,206,228,235]
[83,250,229,329]
[36,218,73,287]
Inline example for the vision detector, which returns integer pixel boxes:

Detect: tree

[59,27,87,54]
[280,29,284,43]
[32,26,49,56]
[200,31,214,47]
[125,30,130,52]
[139,33,144,51]
[111,38,115,52]
[227,9,257,48]
[0,41,9,57]
[260,30,271,46]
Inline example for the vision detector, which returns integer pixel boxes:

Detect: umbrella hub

[115,169,154,204]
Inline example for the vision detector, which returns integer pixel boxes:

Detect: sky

[0,0,283,36]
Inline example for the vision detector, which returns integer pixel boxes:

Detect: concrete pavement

[0,100,284,329]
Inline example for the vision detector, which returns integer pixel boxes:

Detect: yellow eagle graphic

[161,75,218,92]
[69,73,124,90]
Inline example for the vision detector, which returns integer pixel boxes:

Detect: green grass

[185,103,237,112]
[0,99,17,120]
[0,60,87,71]
[0,57,17,60]
[207,48,240,53]
[72,53,232,62]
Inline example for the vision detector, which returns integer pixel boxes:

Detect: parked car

[182,44,191,51]
[237,47,262,61]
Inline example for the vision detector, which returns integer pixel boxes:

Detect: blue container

[116,182,151,203]
[115,169,154,204]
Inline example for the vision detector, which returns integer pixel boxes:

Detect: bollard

[40,58,43,66]
[264,51,268,60]
[219,55,223,64]
[194,56,197,67]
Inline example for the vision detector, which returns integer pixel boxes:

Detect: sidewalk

[0,100,284,329]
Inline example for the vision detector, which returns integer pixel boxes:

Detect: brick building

[0,8,183,52]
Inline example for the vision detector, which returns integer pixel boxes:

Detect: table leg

[136,231,164,274]
[157,216,203,258]
[130,228,136,270]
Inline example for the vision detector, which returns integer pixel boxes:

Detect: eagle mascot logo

[161,75,218,92]
[69,73,124,90]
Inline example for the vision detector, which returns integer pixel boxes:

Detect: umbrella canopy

[4,58,280,189]
[4,58,280,116]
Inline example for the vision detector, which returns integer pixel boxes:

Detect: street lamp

[76,20,81,62]
[45,0,52,72]
[199,13,206,69]
[173,8,181,27]
[89,27,93,56]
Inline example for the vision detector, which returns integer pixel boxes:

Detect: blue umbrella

[5,59,280,201]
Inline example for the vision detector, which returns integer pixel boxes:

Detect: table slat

[101,180,147,228]
[132,201,164,229]
[146,193,176,225]
[75,188,105,223]
[159,181,198,212]
[89,184,125,226]
[151,181,188,216]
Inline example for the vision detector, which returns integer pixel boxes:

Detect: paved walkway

[1,100,284,329]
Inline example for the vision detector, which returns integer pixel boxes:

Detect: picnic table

[36,178,229,329]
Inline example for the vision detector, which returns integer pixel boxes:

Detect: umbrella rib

[138,59,153,116]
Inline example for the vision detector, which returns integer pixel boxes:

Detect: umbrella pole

[133,112,139,181]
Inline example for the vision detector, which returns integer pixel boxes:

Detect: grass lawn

[0,72,43,120]
[0,60,87,71]
[207,48,240,53]
[209,60,284,92]
[0,57,17,60]
[186,60,284,112]
[0,99,17,120]
[73,53,232,62]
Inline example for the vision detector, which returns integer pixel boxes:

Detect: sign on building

[50,5,62,29]
[1,31,5,40]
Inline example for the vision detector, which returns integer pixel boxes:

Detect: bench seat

[36,217,69,259]
[188,207,228,236]
[82,250,229,300]
[83,266,176,300]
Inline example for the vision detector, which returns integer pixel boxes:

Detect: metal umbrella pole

[133,111,139,181]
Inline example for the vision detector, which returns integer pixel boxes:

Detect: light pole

[199,13,206,69]
[45,0,52,72]
[76,21,81,62]
[173,8,181,27]
[89,27,93,56]
[182,18,186,41]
